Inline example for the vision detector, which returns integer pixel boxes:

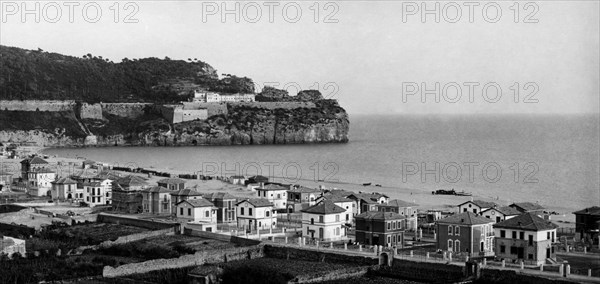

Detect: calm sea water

[43,114,600,213]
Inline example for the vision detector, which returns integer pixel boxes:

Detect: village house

[176,199,218,232]
[493,213,559,265]
[142,186,174,214]
[0,171,13,192]
[229,175,246,185]
[301,200,347,241]
[20,156,49,180]
[236,198,277,231]
[256,183,288,210]
[111,175,148,213]
[377,199,419,231]
[315,194,354,225]
[1,235,26,258]
[202,192,237,223]
[244,175,269,186]
[355,211,406,247]
[509,202,546,215]
[157,178,187,191]
[286,186,321,213]
[83,179,112,207]
[51,177,80,202]
[436,212,495,257]
[573,206,600,247]
[347,192,389,215]
[27,168,56,197]
[457,200,497,214]
[170,188,204,215]
[481,206,522,223]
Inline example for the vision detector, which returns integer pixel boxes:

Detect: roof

[116,175,148,187]
[52,177,77,184]
[382,199,419,208]
[21,156,48,165]
[301,200,346,215]
[202,192,237,200]
[573,206,600,216]
[236,198,273,207]
[356,211,406,221]
[494,213,558,231]
[171,188,203,196]
[248,175,269,182]
[71,170,98,179]
[31,168,55,174]
[179,198,214,208]
[348,192,388,204]
[157,178,186,185]
[257,184,287,191]
[458,200,497,208]
[510,202,545,212]
[288,186,321,193]
[486,206,522,216]
[95,170,121,181]
[437,212,494,226]
[143,186,172,193]
[230,175,245,179]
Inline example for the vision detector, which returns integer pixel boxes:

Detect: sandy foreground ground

[1,152,576,227]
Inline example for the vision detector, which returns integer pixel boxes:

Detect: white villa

[236,198,277,231]
[301,200,348,242]
[83,179,112,207]
[256,183,288,210]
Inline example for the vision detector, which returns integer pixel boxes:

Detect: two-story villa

[377,199,419,231]
[481,206,522,223]
[170,188,204,215]
[355,211,406,247]
[347,192,389,215]
[27,168,56,197]
[256,183,288,210]
[51,177,80,202]
[236,198,277,230]
[286,186,321,213]
[157,178,186,191]
[573,206,600,246]
[436,212,495,257]
[203,192,237,223]
[111,175,148,213]
[142,186,174,214]
[301,200,347,241]
[493,213,559,265]
[83,179,112,207]
[176,199,218,232]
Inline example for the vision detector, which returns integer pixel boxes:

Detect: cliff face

[0,101,349,147]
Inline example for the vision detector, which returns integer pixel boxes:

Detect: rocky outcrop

[0,100,349,147]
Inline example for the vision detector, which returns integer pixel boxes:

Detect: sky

[1,0,598,115]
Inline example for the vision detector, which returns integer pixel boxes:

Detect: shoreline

[24,148,578,226]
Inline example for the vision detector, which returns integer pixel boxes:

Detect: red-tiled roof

[510,202,545,212]
[171,188,203,196]
[236,198,273,207]
[494,213,558,231]
[21,156,48,165]
[458,200,497,208]
[143,186,172,193]
[179,199,214,208]
[301,200,346,215]
[157,178,186,185]
[257,184,287,191]
[383,199,419,208]
[52,177,77,184]
[288,186,321,193]
[116,175,148,187]
[437,212,494,225]
[202,192,237,200]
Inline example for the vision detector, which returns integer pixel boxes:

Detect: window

[277,194,281,198]
[387,222,391,230]
[346,214,349,221]
[455,240,460,252]
[180,208,183,215]
[205,210,209,217]
[528,235,533,246]
[455,226,460,235]
[510,246,518,255]
[319,216,324,223]
[392,222,396,229]
[307,227,310,234]
[249,208,253,216]
[512,231,517,239]
[387,235,391,244]
[473,209,478,214]
[528,254,533,260]
[241,208,245,215]
[336,215,340,222]
[552,232,555,242]
[319,228,324,238]
[547,232,550,240]
[519,232,524,240]
[500,230,506,238]
[188,208,192,216]
[311,218,314,225]
[266,211,270,217]
[335,227,340,235]
[500,245,506,253]
[448,226,453,235]
[448,240,453,251]
[393,235,396,243]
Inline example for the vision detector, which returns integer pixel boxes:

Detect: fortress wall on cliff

[182,102,228,117]
[101,103,152,118]
[0,100,76,111]
[231,101,316,110]
[79,103,103,119]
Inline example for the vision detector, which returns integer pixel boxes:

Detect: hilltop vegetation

[0,45,254,103]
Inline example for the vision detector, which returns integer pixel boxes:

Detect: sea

[43,114,600,216]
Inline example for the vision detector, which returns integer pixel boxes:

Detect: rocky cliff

[0,100,349,147]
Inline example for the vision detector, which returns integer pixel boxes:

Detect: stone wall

[263,245,379,266]
[97,213,181,230]
[101,103,152,118]
[79,103,103,119]
[98,227,177,248]
[103,245,264,278]
[182,102,228,117]
[0,100,76,111]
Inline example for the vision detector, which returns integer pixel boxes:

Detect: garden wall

[263,245,379,266]
[97,213,181,230]
[98,227,177,248]
[103,245,264,278]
